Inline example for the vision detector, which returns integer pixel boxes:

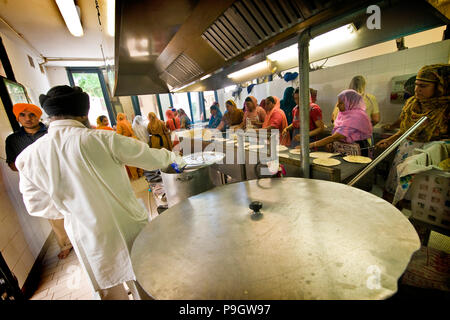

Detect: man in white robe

[16,85,185,300]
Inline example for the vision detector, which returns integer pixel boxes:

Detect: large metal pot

[161,153,224,207]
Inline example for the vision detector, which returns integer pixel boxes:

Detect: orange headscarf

[96,115,114,131]
[147,112,165,134]
[13,103,42,120]
[116,113,136,138]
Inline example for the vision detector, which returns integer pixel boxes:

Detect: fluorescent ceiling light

[266,24,356,63]
[107,0,115,37]
[173,81,197,92]
[310,23,356,50]
[200,73,212,81]
[267,44,297,62]
[227,60,272,79]
[55,0,84,37]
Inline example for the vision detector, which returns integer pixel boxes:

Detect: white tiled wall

[309,39,450,125]
[0,103,51,287]
[0,31,52,287]
[216,39,450,126]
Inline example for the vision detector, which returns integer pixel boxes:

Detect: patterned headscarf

[225,99,237,109]
[399,64,449,142]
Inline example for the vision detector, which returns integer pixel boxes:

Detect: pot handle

[176,174,194,182]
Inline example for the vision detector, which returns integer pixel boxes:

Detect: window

[203,91,216,120]
[67,68,114,126]
[172,93,191,120]
[158,93,172,120]
[189,92,201,123]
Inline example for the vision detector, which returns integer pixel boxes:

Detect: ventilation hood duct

[113,0,449,96]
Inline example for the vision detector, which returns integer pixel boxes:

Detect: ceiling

[0,0,112,66]
[0,0,447,95]
[114,0,448,96]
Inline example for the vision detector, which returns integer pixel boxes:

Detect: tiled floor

[29,237,94,300]
[29,176,156,300]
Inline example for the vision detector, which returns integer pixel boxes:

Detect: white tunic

[16,119,184,290]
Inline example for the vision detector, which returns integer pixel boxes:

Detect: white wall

[0,31,52,287]
[138,94,159,119]
[118,96,135,121]
[1,34,50,105]
[309,39,450,125]
[45,66,70,87]
[215,39,450,126]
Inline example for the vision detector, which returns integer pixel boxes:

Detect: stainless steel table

[131,178,420,299]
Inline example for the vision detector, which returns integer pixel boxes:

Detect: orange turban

[13,103,43,120]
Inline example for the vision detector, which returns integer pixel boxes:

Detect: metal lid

[131,178,420,299]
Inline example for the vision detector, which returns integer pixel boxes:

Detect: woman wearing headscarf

[309,89,373,156]
[115,113,143,180]
[216,99,244,131]
[147,112,173,150]
[282,87,324,148]
[96,115,114,131]
[165,109,181,131]
[376,64,449,199]
[207,102,223,129]
[332,75,380,126]
[280,87,296,125]
[132,115,150,144]
[238,96,266,129]
[177,108,192,129]
[116,113,136,138]
[258,96,289,145]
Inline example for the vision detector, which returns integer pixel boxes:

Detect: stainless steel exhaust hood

[113,0,449,96]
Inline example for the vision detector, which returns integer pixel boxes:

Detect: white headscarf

[132,115,150,144]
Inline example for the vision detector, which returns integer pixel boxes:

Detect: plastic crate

[410,169,450,229]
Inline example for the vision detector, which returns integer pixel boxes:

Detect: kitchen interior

[0,0,449,301]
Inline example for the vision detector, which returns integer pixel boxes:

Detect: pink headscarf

[332,89,372,143]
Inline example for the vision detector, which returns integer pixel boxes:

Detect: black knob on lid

[249,201,263,214]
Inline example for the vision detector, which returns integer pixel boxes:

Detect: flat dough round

[310,152,338,158]
[289,149,301,155]
[313,158,341,166]
[277,145,288,152]
[343,155,372,164]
